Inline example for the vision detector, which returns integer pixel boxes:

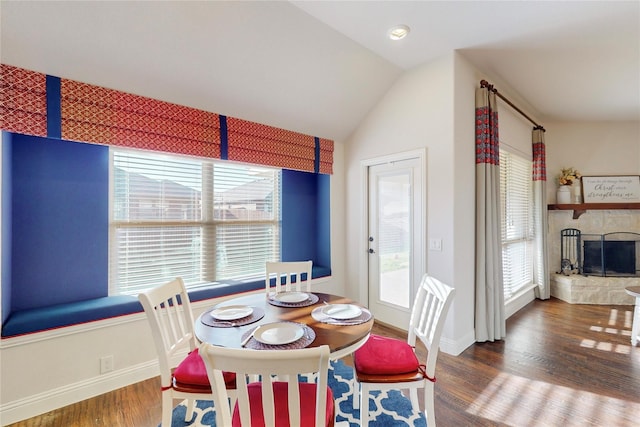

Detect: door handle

[368,248,375,254]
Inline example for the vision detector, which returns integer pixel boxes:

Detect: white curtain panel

[474,86,506,342]
[532,128,550,299]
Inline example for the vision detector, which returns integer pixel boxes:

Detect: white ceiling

[1,1,638,143]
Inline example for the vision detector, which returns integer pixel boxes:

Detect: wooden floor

[7,297,640,426]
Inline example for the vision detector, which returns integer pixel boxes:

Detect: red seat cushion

[232,381,334,427]
[173,349,236,387]
[354,334,420,375]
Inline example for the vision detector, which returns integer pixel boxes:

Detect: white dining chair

[138,277,236,427]
[353,274,455,427]
[265,260,313,295]
[199,342,335,426]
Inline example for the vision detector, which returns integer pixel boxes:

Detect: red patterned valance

[227,117,315,171]
[226,118,333,174]
[0,64,333,174]
[60,79,221,158]
[0,64,47,137]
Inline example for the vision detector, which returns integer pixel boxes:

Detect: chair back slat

[139,278,197,385]
[408,274,455,376]
[200,343,331,427]
[265,261,313,294]
[261,377,277,426]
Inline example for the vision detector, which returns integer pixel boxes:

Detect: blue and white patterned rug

[168,359,426,426]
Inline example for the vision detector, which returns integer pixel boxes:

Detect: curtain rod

[480,79,545,132]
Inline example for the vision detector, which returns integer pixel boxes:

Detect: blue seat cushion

[1,296,141,337]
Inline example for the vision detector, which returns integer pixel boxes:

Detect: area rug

[167,359,427,426]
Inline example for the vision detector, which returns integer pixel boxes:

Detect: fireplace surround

[549,209,640,305]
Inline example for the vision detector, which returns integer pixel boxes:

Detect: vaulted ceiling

[2,1,638,142]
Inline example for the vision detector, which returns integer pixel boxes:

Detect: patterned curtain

[0,63,333,174]
[532,127,550,299]
[0,65,47,137]
[475,86,506,342]
[60,79,222,159]
[227,117,333,174]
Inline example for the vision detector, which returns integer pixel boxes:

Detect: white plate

[210,305,253,321]
[253,322,304,345]
[321,304,363,320]
[273,292,310,303]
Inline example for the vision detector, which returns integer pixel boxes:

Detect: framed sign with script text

[581,175,640,203]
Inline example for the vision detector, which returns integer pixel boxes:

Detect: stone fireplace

[548,208,640,305]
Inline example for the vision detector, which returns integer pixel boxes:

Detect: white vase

[557,186,571,204]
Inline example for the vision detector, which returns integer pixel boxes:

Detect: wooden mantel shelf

[548,203,640,219]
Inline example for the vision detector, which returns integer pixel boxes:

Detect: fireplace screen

[581,232,640,277]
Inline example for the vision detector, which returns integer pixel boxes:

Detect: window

[110,149,281,295]
[499,149,534,300]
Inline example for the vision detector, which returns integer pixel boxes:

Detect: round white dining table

[194,291,373,360]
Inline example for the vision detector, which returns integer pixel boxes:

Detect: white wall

[343,52,479,355]
[451,53,480,352]
[545,121,640,203]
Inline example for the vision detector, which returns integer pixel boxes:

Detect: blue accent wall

[317,173,331,270]
[281,169,330,270]
[11,134,109,311]
[2,132,14,324]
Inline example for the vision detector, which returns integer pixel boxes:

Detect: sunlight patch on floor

[624,309,633,328]
[580,339,631,354]
[467,372,640,426]
[580,308,634,354]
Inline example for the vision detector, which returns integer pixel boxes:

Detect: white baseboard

[0,360,159,425]
[441,329,475,356]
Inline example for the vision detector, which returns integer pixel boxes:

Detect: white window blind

[499,149,534,300]
[110,150,280,295]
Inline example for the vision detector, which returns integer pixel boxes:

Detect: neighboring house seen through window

[499,148,534,301]
[110,149,281,295]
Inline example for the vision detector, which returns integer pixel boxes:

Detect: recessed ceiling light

[388,24,410,41]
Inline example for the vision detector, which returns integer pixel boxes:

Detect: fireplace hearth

[551,274,637,305]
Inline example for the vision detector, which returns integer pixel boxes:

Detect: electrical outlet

[429,238,442,251]
[100,355,114,374]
